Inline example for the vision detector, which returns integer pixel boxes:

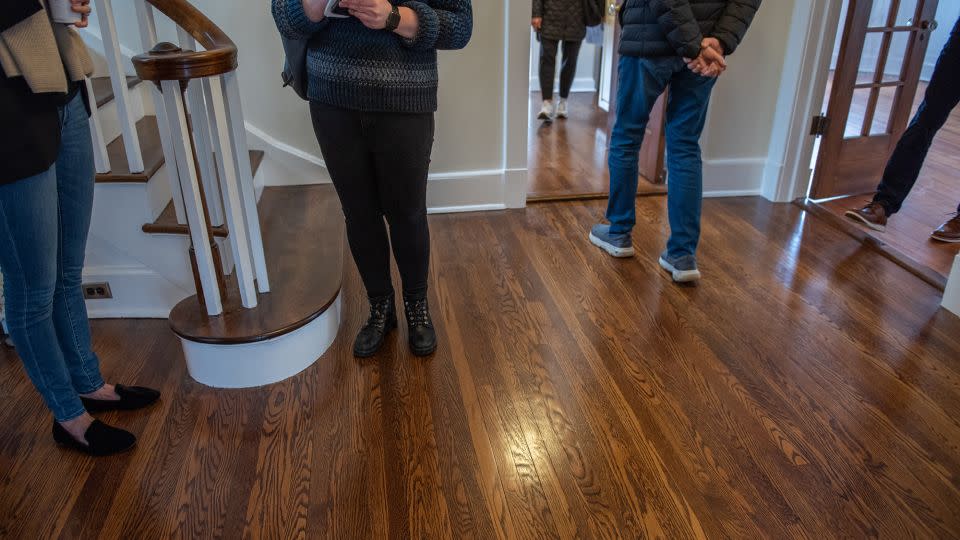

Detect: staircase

[81,0,343,388]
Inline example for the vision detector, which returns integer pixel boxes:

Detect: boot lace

[404,298,432,328]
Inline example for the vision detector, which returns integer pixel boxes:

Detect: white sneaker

[538,100,554,120]
[556,98,568,119]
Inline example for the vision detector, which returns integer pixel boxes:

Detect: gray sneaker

[658,251,701,283]
[589,224,635,258]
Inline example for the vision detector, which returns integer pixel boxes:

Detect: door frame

[761,0,846,203]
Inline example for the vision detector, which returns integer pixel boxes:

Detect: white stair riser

[97,82,151,145]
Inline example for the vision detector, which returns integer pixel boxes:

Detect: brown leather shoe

[931,214,960,243]
[845,202,888,232]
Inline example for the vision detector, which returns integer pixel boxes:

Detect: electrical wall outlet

[82,282,113,300]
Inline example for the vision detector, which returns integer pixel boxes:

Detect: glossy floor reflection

[2,196,959,538]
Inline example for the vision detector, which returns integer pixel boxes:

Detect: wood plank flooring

[2,196,960,538]
[815,79,960,280]
[527,92,666,201]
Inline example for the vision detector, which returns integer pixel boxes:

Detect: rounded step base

[182,293,341,388]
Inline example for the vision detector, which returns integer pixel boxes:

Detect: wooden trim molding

[131,0,238,82]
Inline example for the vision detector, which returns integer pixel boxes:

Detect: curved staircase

[82,0,343,387]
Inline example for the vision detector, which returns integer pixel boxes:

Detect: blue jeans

[0,92,103,422]
[874,16,960,215]
[607,55,717,258]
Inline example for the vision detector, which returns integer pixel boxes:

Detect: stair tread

[169,184,344,345]
[91,76,141,108]
[96,116,165,183]
[142,150,265,237]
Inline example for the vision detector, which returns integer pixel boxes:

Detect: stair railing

[90,0,271,315]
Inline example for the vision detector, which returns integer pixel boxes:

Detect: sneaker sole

[931,233,960,243]
[844,210,886,232]
[659,257,701,283]
[589,232,635,258]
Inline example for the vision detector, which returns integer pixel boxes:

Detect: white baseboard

[427,170,508,213]
[245,123,332,187]
[702,157,768,196]
[943,256,960,317]
[83,265,193,319]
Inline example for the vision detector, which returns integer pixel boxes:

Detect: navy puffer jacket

[619,0,761,59]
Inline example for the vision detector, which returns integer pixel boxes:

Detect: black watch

[385,5,401,32]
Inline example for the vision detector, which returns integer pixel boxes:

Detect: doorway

[806,0,960,282]
[525,0,668,202]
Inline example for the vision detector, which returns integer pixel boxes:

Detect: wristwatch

[385,5,401,32]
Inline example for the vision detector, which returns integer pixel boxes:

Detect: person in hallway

[272,0,472,358]
[845,16,960,243]
[0,0,160,456]
[589,0,762,283]
[532,0,587,120]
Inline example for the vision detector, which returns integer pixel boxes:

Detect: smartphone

[324,0,351,18]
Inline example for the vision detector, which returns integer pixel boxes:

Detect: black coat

[619,0,762,59]
[533,0,587,42]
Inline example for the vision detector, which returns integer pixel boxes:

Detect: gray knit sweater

[272,0,473,113]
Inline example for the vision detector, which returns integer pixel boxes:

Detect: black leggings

[539,38,583,100]
[310,102,434,300]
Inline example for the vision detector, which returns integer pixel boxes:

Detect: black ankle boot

[403,296,437,357]
[354,294,398,358]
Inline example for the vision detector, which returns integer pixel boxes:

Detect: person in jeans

[532,0,587,120]
[1,0,160,456]
[272,0,472,358]
[590,0,761,283]
[846,17,960,243]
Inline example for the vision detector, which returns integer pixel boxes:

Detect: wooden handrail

[131,0,237,81]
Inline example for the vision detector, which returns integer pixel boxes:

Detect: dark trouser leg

[310,102,394,298]
[539,38,559,100]
[558,40,583,99]
[369,112,435,300]
[874,18,960,215]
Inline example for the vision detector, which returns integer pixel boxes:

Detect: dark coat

[619,0,762,59]
[533,0,587,42]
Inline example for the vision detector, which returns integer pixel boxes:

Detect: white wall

[85,0,517,208]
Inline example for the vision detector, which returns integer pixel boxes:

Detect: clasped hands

[684,37,726,78]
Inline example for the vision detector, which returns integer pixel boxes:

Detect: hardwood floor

[527,92,667,201]
[814,79,960,280]
[2,196,960,538]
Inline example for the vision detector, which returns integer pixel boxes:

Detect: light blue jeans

[607,55,717,259]
[0,92,103,422]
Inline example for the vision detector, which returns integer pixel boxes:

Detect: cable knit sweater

[272,0,472,113]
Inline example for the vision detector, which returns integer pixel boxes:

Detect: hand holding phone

[325,0,351,18]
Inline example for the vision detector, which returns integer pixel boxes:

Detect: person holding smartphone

[1,0,160,456]
[272,0,473,358]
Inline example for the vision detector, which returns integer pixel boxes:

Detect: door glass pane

[857,32,885,84]
[846,88,873,138]
[869,86,898,134]
[868,0,894,27]
[882,31,911,81]
[896,0,920,26]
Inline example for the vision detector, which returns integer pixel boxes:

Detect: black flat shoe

[354,294,398,358]
[80,385,161,413]
[403,296,437,357]
[52,420,136,456]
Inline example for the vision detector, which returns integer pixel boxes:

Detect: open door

[599,0,668,185]
[811,0,940,199]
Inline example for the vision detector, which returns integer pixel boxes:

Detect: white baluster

[84,78,111,174]
[160,80,223,315]
[178,27,196,51]
[185,81,225,226]
[135,0,186,223]
[93,0,144,173]
[205,76,258,308]
[221,72,270,293]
